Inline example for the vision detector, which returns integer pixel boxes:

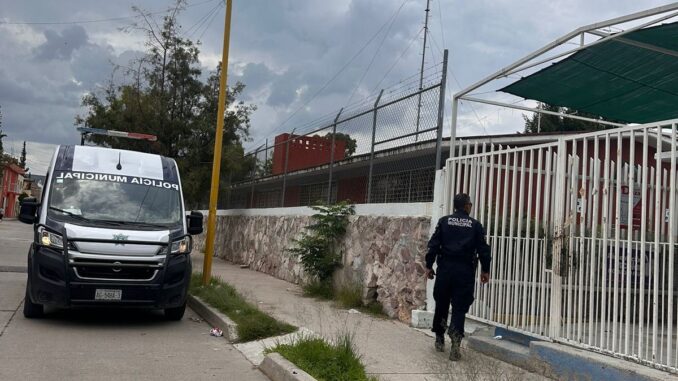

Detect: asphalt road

[0,219,267,381]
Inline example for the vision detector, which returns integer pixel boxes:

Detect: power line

[344,0,409,107]
[435,0,446,50]
[196,2,224,41]
[369,26,424,93]
[0,0,218,26]
[182,1,223,38]
[264,2,425,141]
[245,61,443,152]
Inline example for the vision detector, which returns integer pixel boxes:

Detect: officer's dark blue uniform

[425,194,491,359]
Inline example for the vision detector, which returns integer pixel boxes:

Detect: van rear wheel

[23,285,43,318]
[164,303,186,321]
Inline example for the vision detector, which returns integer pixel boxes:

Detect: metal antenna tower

[415,0,430,142]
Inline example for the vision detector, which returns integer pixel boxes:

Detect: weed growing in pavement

[266,332,378,381]
[335,281,363,308]
[302,280,334,300]
[189,273,296,342]
[303,279,388,318]
[424,345,550,381]
[359,301,387,317]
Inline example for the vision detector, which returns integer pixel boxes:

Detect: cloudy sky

[0,0,672,174]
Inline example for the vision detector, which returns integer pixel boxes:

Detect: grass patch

[190,273,296,342]
[335,282,363,309]
[359,301,387,317]
[267,334,377,381]
[304,280,388,318]
[302,280,334,300]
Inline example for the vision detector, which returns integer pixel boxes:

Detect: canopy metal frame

[450,3,678,159]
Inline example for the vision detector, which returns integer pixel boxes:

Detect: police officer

[425,193,491,361]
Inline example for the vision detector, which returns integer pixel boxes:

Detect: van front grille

[70,257,163,281]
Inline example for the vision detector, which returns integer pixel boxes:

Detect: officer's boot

[448,335,461,361]
[434,333,445,352]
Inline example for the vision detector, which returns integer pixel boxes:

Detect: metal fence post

[435,50,448,170]
[226,171,232,208]
[249,150,259,208]
[327,108,343,204]
[250,151,257,208]
[281,128,296,207]
[449,97,459,162]
[264,138,268,174]
[366,90,384,203]
[549,137,567,338]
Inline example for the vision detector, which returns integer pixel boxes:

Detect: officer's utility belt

[438,253,475,265]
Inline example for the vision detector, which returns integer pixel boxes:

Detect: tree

[322,132,357,157]
[19,141,29,172]
[0,104,6,155]
[524,102,613,133]
[75,2,256,208]
[0,105,6,187]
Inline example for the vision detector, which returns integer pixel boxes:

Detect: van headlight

[170,236,191,254]
[38,226,64,249]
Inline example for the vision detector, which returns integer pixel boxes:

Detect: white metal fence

[444,120,678,372]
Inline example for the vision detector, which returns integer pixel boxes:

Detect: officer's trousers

[431,263,475,340]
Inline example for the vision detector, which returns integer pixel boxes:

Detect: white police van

[19,145,203,320]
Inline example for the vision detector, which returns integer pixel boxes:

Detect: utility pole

[414,0,430,142]
[203,0,233,286]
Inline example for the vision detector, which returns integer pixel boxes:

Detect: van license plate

[95,289,122,301]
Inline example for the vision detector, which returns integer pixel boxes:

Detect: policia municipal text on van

[425,193,491,361]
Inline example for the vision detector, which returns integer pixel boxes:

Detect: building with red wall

[1,164,26,218]
[229,132,581,209]
[272,133,346,175]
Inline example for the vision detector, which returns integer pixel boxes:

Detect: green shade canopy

[500,22,678,124]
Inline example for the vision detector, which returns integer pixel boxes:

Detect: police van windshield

[48,171,182,228]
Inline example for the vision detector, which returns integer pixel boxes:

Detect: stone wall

[193,206,431,323]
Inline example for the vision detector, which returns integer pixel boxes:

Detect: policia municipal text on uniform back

[425,193,491,361]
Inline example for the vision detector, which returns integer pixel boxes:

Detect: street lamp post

[202,0,233,285]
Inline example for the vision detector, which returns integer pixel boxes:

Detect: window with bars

[369,167,435,203]
[299,182,337,206]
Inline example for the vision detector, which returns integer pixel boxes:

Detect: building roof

[501,22,678,123]
[4,163,26,175]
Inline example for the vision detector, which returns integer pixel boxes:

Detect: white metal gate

[444,120,678,372]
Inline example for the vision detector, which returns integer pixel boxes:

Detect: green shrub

[287,202,355,282]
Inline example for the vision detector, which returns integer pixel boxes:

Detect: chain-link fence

[224,54,448,209]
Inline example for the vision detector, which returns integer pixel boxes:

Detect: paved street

[0,219,267,381]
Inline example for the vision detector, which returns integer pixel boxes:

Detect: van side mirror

[186,211,203,235]
[19,197,39,224]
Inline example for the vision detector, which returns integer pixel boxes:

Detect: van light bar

[76,127,158,142]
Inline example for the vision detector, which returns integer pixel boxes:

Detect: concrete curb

[259,353,316,381]
[466,329,678,381]
[186,294,239,342]
[188,293,316,381]
[0,266,27,273]
[531,341,676,381]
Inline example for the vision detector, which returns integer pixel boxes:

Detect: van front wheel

[164,303,186,321]
[23,285,43,318]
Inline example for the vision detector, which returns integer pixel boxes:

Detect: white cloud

[4,139,57,176]
[0,0,674,157]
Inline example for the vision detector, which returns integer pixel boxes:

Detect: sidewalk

[192,254,550,381]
